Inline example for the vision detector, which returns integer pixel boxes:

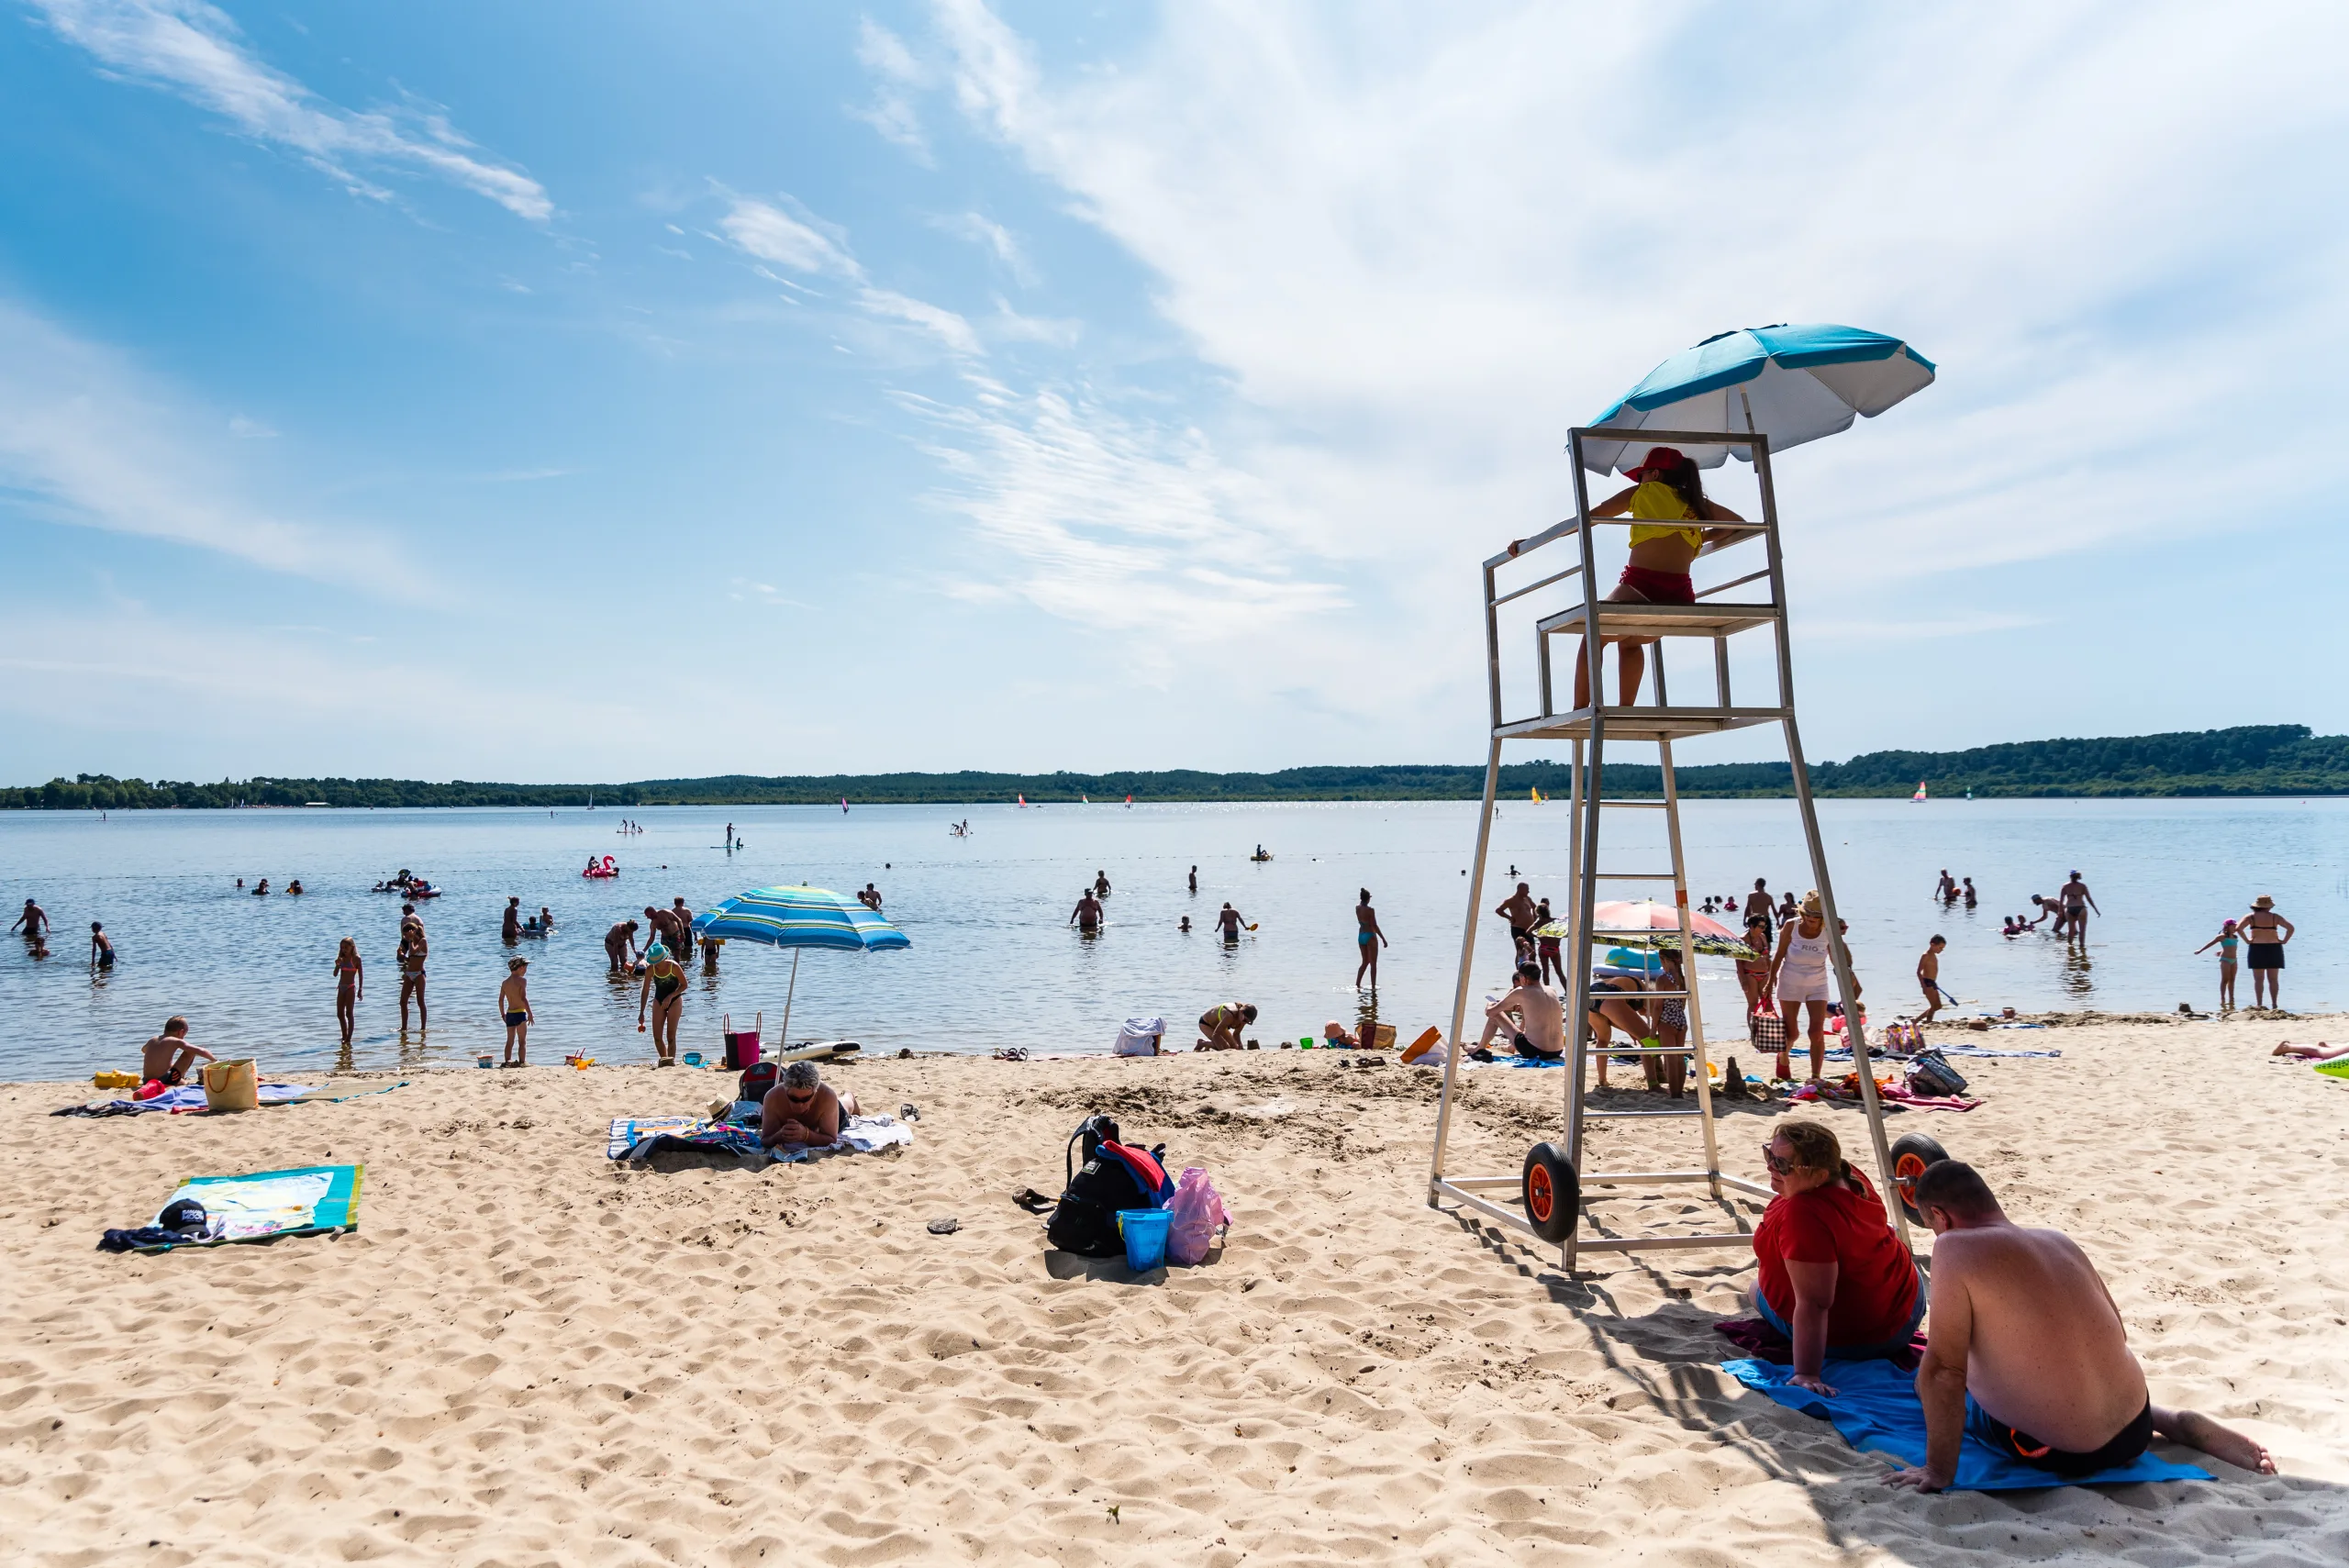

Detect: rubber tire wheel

[1888,1132,1950,1223]
[1522,1141,1579,1244]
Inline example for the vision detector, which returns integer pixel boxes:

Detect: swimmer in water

[1071,889,1104,933]
[89,922,115,971]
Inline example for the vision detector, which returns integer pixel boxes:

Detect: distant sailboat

[841,797,849,813]
[1530,786,1545,803]
[1017,794,1028,808]
[1124,794,1132,807]
[1912,781,1928,803]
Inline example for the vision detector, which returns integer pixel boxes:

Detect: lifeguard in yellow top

[1572,445,1746,710]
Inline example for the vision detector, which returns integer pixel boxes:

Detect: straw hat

[1800,891,1822,916]
[2253,895,2275,909]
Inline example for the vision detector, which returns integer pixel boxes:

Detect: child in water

[499,958,534,1067]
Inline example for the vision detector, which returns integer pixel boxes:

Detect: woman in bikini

[333,937,363,1047]
[637,943,686,1064]
[1570,446,1747,710]
[1354,889,1388,990]
[2239,896,2293,1010]
[2191,918,2241,1012]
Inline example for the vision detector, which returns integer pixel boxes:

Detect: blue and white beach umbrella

[1579,323,1935,476]
[693,885,908,1047]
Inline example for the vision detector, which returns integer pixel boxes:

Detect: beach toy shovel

[1116,1207,1174,1273]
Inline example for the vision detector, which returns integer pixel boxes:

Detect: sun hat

[1626,445,1687,481]
[2253,895,2275,909]
[1800,891,1822,916]
[646,942,669,961]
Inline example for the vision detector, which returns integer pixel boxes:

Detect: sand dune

[3,1015,2345,1563]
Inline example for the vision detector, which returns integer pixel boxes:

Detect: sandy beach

[5,1015,2346,1565]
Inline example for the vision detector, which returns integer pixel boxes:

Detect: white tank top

[1780,922,1831,981]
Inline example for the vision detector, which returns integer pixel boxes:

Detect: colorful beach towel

[607,1112,915,1165]
[57,1082,317,1118]
[102,1164,363,1252]
[1724,1356,2210,1491]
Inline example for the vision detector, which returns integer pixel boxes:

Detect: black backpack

[1045,1115,1172,1257]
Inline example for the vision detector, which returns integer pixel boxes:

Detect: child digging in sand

[499,957,534,1067]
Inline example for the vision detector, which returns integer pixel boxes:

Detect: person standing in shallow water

[1354,889,1388,990]
[333,937,362,1046]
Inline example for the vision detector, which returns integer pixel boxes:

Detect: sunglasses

[780,1088,818,1104]
[1759,1142,1797,1175]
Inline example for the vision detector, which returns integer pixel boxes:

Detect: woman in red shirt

[1750,1120,1923,1394]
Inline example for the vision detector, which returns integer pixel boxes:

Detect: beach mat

[1724,1356,2210,1491]
[54,1081,406,1118]
[606,1112,911,1167]
[105,1163,363,1253]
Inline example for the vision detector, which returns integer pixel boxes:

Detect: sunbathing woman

[2271,1040,2347,1061]
[1567,445,1747,710]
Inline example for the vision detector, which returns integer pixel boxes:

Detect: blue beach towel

[1725,1356,2210,1491]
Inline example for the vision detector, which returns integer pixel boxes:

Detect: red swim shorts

[1616,565,1696,605]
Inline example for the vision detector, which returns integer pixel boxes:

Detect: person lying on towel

[1887,1161,2275,1489]
[760,1061,862,1149]
[1750,1120,1924,1395]
[141,1016,218,1087]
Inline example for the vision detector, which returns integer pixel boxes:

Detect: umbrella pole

[778,949,801,1049]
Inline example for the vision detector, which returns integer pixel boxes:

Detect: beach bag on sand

[1906,1049,1968,1098]
[1164,1167,1230,1266]
[1047,1117,1173,1257]
[738,1062,778,1104]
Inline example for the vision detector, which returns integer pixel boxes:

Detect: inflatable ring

[1889,1132,1950,1224]
[1521,1140,1579,1244]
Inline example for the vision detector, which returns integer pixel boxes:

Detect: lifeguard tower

[1423,326,1938,1271]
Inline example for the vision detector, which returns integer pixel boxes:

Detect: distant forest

[6,726,2344,810]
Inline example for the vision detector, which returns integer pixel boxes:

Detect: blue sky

[2,1,2343,784]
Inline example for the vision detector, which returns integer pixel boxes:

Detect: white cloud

[897,377,1344,645]
[0,300,425,596]
[938,211,1034,284]
[227,414,276,439]
[904,0,2349,748]
[32,0,551,221]
[852,17,933,161]
[858,287,981,357]
[718,195,862,279]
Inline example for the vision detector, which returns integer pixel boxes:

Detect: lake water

[2,797,2341,1082]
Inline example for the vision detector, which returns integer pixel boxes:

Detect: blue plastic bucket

[683,1051,704,1067]
[1117,1207,1174,1272]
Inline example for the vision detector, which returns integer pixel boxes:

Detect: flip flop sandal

[1011,1188,1055,1213]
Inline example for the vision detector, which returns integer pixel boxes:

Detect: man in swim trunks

[1197,1002,1256,1051]
[1477,961,1565,1058]
[605,918,640,972]
[1887,1162,2274,1491]
[141,1016,217,1086]
[2058,871,2099,946]
[1916,935,1949,1022]
[90,922,116,971]
[498,957,533,1066]
[1933,870,1957,904]
[1071,890,1104,932]
[1494,882,1539,962]
[671,896,696,961]
[643,904,681,954]
[12,897,50,944]
[1213,902,1248,941]
[2240,895,2293,1009]
[761,1060,861,1147]
[502,896,522,942]
[1743,879,1775,944]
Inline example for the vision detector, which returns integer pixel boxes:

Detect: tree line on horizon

[6,725,2344,810]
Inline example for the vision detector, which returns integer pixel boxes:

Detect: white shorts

[1777,972,1831,1005]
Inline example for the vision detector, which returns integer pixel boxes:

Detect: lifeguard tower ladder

[1425,425,1909,1271]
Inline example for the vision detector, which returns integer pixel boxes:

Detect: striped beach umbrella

[693,885,908,1046]
[1538,899,1757,960]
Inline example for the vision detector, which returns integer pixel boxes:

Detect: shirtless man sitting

[760,1061,861,1148]
[1478,962,1565,1058]
[142,1016,217,1086]
[1888,1161,2273,1490]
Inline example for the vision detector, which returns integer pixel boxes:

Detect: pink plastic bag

[1164,1166,1230,1266]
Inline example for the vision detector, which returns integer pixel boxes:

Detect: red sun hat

[1626,446,1686,482]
